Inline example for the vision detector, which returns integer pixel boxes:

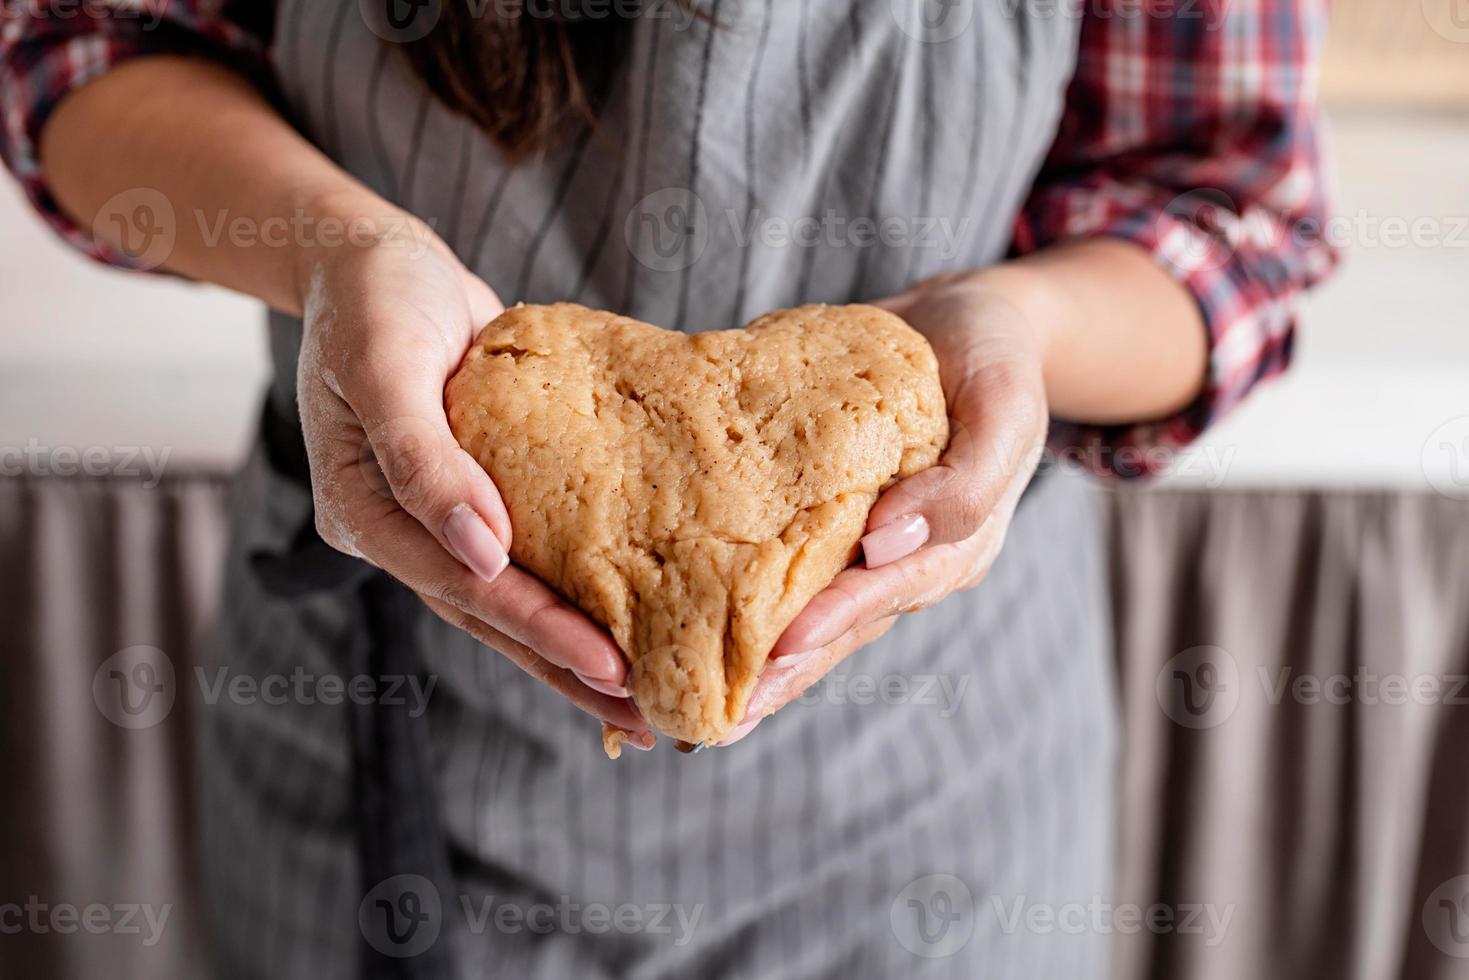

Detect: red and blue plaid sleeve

[0,0,273,266]
[1014,0,1338,478]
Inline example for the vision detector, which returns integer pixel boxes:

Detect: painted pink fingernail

[444,504,509,583]
[861,514,929,569]
[574,671,631,698]
[625,732,655,752]
[717,718,762,747]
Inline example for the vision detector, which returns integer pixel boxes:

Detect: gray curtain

[4,474,1468,978]
[1106,487,1469,980]
[0,474,230,980]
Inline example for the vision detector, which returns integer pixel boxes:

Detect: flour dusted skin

[446,303,948,747]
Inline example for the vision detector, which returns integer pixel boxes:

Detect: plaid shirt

[0,0,1336,476]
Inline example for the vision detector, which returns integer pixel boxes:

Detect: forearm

[973,239,1208,425]
[38,55,399,316]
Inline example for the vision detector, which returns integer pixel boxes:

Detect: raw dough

[446,302,948,747]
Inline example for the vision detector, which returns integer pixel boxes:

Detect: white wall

[0,179,267,471]
[1161,108,1469,492]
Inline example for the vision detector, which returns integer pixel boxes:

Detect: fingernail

[626,731,655,752]
[716,717,761,747]
[861,514,929,569]
[574,671,630,698]
[444,504,509,583]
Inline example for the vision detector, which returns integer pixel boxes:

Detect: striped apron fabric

[200,2,1117,977]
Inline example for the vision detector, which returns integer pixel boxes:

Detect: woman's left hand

[723,270,1052,745]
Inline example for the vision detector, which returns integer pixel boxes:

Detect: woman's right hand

[293,209,651,744]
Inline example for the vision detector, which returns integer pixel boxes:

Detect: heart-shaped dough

[446,303,948,747]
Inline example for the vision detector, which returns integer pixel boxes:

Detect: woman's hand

[295,212,649,741]
[724,270,1052,744]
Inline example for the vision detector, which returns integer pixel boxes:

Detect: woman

[1,1,1333,976]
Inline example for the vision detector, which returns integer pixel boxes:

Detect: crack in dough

[446,302,948,746]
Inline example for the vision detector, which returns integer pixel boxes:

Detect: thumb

[349,368,515,585]
[461,269,505,329]
[861,363,1045,564]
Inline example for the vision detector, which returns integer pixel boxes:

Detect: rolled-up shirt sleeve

[1014,0,1338,478]
[0,0,273,266]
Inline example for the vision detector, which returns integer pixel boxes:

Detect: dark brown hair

[400,1,691,160]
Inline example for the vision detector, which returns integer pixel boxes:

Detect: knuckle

[433,576,476,615]
[378,429,445,509]
[888,563,940,616]
[950,486,990,539]
[439,573,503,625]
[312,507,357,557]
[923,462,964,502]
[890,562,924,609]
[957,560,989,592]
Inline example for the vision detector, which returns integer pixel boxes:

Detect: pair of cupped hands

[299,226,1048,749]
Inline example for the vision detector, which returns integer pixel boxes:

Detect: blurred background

[2,1,1468,978]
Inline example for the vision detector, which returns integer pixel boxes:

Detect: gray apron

[201,2,1117,977]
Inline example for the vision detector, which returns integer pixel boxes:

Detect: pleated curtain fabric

[1106,486,1469,980]
[0,473,227,980]
[6,474,1469,978]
